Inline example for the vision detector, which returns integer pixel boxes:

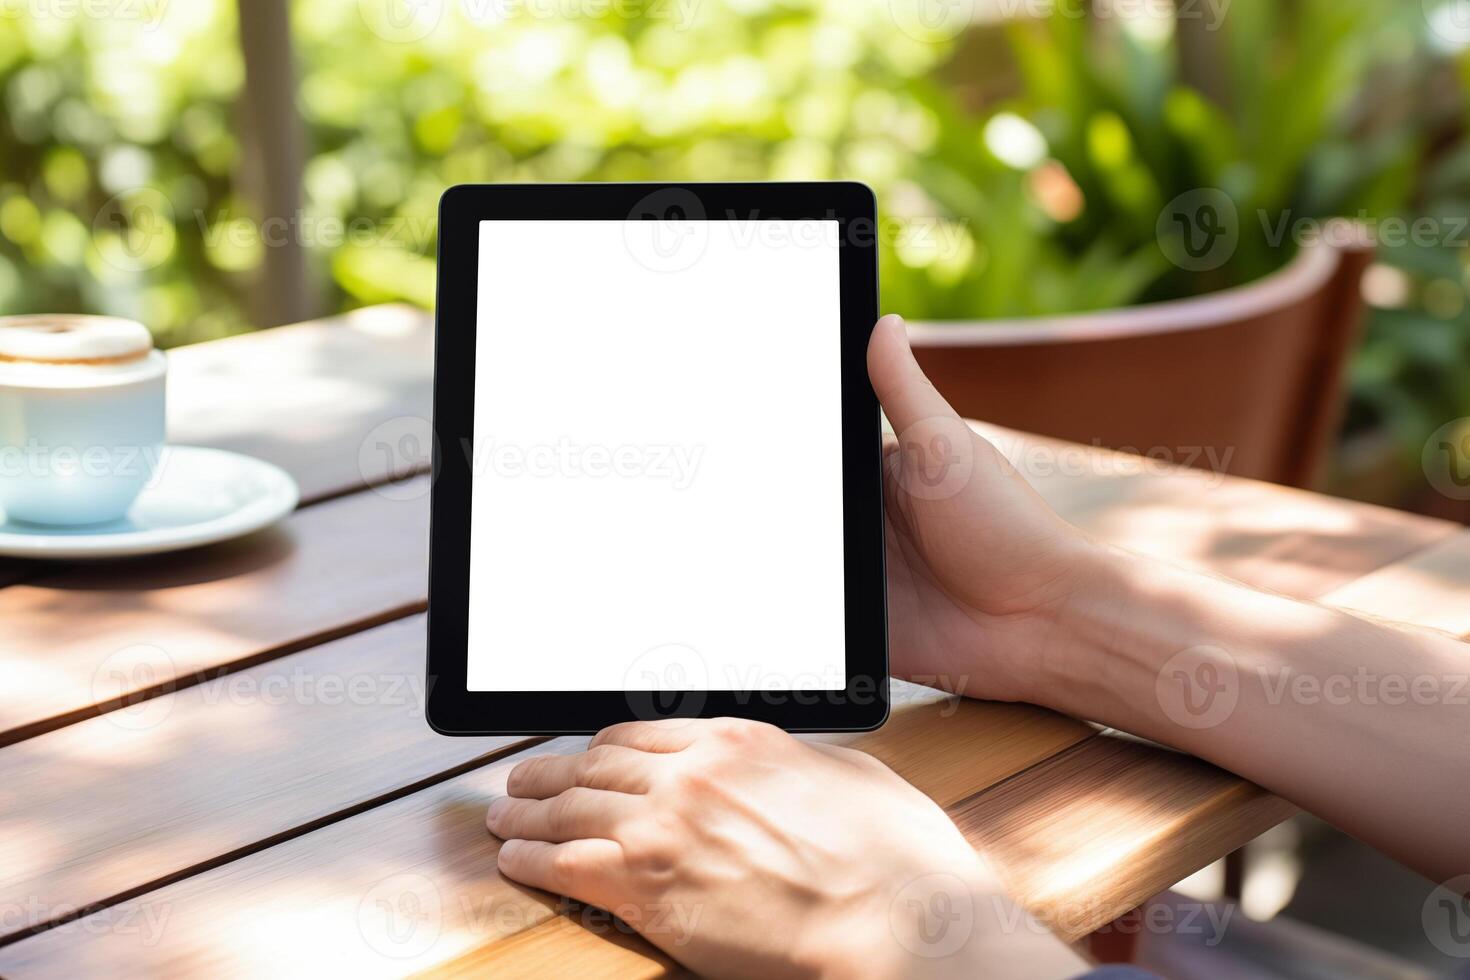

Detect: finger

[497,837,625,905]
[866,314,961,436]
[507,745,660,799]
[869,315,983,507]
[590,718,705,753]
[486,786,641,843]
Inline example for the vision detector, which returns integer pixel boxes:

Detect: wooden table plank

[0,615,543,944]
[974,423,1457,601]
[164,304,434,503]
[0,740,585,979]
[0,674,1090,948]
[0,686,1090,977]
[0,478,429,745]
[821,695,1089,809]
[420,912,685,980]
[949,733,1298,943]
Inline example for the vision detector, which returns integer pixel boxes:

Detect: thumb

[867,314,979,506]
[864,315,958,434]
[866,314,962,434]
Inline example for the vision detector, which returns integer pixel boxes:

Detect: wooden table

[2,305,1468,978]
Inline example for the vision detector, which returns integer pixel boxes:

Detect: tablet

[425,182,886,735]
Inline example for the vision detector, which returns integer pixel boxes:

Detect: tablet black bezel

[425,182,887,735]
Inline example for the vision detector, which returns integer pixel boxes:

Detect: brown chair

[906,229,1375,488]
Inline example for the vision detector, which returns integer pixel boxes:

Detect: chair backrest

[905,232,1375,488]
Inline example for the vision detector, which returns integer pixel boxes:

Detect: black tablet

[425,182,886,735]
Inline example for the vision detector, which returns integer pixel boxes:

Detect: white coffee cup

[0,315,167,526]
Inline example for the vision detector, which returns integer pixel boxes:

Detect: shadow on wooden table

[22,527,299,591]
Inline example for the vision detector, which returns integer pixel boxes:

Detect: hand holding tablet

[426,182,886,734]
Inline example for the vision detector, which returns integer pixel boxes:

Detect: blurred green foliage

[0,0,241,345]
[1,0,1469,481]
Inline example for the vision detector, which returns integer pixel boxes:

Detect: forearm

[1033,542,1470,882]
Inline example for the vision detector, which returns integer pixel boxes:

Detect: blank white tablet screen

[466,219,846,692]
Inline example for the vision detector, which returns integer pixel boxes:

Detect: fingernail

[880,314,911,349]
[498,839,522,862]
[486,796,510,828]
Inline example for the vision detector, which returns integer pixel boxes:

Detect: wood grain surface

[0,693,1093,975]
[0,616,540,943]
[0,675,1083,945]
[973,422,1455,601]
[0,740,587,979]
[949,734,1298,943]
[419,911,686,980]
[164,304,434,503]
[0,477,429,744]
[818,689,1090,808]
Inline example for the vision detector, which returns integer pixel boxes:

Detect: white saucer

[0,446,299,559]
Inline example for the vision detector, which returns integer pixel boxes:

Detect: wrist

[1025,537,1165,724]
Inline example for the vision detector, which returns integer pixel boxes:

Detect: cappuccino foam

[0,315,163,389]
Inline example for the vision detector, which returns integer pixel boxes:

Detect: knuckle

[549,846,582,883]
[547,791,580,829]
[621,821,680,874]
[577,745,615,787]
[563,784,597,806]
[831,742,876,765]
[674,764,719,797]
[711,717,771,748]
[851,748,893,775]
